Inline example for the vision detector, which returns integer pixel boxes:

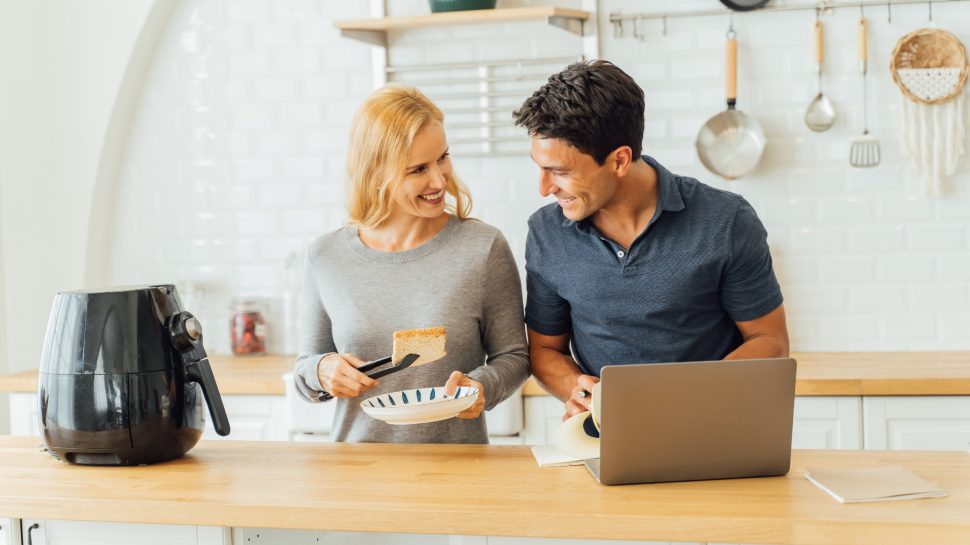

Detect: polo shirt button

[617,250,625,258]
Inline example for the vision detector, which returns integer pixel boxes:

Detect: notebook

[805,466,948,503]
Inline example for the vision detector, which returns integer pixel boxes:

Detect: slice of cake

[392,326,447,367]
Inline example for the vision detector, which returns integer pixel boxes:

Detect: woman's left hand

[444,371,485,419]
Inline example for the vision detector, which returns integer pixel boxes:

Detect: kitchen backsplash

[108,0,970,354]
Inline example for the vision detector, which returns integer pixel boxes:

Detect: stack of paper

[530,445,593,467]
[805,466,948,504]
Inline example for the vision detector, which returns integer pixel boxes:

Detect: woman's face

[391,120,451,221]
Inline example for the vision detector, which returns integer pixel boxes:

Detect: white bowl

[360,386,479,425]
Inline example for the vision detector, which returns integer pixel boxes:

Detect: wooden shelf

[334,7,591,46]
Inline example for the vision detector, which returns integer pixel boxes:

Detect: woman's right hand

[316,353,378,398]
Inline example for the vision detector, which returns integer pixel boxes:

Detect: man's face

[529,137,616,222]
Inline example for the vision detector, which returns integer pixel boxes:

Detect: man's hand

[563,374,599,421]
[444,371,486,419]
[316,353,378,398]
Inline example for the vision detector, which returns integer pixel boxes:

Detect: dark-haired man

[513,60,789,419]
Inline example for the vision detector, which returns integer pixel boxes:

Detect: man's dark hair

[513,60,644,165]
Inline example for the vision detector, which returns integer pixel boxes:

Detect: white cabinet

[0,518,21,545]
[17,520,229,545]
[203,395,288,442]
[10,391,968,452]
[9,393,39,436]
[521,396,565,446]
[8,393,289,442]
[521,395,865,450]
[487,538,686,545]
[863,396,970,451]
[232,528,467,544]
[232,529,685,545]
[791,397,863,449]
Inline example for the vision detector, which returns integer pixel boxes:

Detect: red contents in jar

[230,307,266,355]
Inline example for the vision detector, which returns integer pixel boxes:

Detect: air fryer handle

[185,358,231,436]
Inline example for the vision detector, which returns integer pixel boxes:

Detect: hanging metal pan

[695,29,766,180]
[720,0,770,12]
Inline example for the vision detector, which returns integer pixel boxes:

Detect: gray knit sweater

[293,215,530,443]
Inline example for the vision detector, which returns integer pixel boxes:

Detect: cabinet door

[233,531,698,545]
[488,538,694,545]
[521,396,565,446]
[11,393,287,443]
[0,518,22,545]
[864,396,970,451]
[791,397,863,449]
[484,388,524,437]
[21,520,228,545]
[524,395,865,450]
[9,393,39,436]
[203,395,287,441]
[231,528,454,544]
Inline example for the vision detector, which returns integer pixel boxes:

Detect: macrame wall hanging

[891,28,969,196]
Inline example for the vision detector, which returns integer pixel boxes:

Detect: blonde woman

[293,85,530,443]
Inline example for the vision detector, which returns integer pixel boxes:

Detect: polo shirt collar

[561,154,685,231]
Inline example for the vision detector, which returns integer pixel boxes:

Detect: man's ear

[609,146,634,176]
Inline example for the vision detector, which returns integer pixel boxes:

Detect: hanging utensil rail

[385,57,579,73]
[610,0,969,37]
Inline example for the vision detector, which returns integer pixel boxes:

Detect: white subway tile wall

[109,0,970,355]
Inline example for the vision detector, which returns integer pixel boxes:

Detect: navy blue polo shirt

[524,155,783,377]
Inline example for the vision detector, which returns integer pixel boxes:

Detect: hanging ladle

[805,17,836,132]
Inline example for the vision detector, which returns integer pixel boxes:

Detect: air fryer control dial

[169,311,205,352]
[185,316,203,340]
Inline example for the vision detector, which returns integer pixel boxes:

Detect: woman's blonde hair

[346,84,473,228]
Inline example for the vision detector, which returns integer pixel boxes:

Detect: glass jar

[229,298,266,355]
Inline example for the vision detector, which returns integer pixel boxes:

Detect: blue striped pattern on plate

[364,386,477,408]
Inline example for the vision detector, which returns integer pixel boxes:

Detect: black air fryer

[39,285,230,465]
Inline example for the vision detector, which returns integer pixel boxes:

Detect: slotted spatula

[850,16,881,168]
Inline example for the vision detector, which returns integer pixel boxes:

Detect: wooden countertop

[3,352,970,396]
[0,436,968,544]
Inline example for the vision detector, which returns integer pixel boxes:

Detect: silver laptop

[585,357,796,486]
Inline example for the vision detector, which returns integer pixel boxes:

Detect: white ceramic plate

[360,386,479,425]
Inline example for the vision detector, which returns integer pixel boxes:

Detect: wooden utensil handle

[727,37,737,104]
[815,20,824,67]
[859,18,868,62]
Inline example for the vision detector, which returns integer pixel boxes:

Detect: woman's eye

[410,166,426,175]
[437,153,449,163]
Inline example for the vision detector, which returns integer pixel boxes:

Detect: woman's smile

[419,189,444,204]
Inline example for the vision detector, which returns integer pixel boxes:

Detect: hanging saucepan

[720,0,770,11]
[695,28,766,180]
